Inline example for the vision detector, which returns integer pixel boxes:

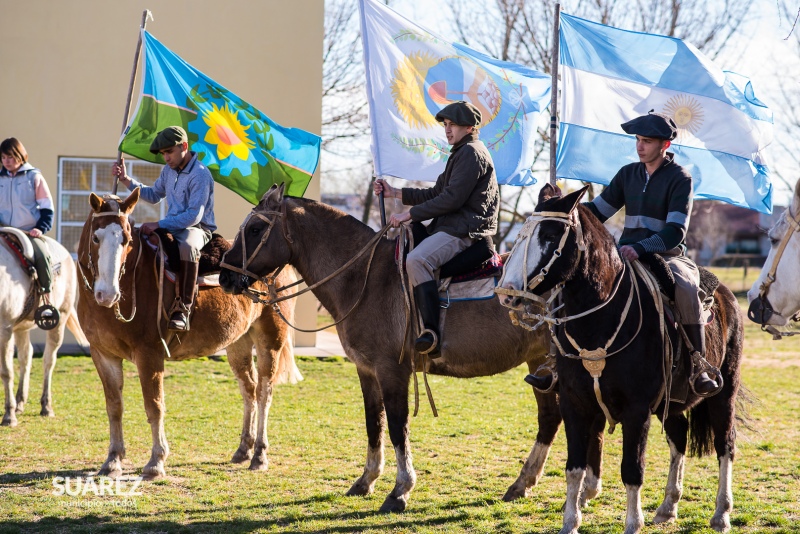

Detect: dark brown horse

[219,184,558,513]
[499,185,743,534]
[77,189,299,479]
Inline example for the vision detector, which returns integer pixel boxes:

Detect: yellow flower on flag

[202,102,255,161]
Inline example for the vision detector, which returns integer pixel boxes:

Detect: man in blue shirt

[112,126,216,331]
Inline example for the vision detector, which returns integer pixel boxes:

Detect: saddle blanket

[438,275,498,304]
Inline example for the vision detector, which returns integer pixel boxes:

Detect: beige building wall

[0,0,323,348]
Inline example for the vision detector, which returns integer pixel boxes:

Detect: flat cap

[149,126,188,154]
[435,101,482,127]
[620,111,677,140]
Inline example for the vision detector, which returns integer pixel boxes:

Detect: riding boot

[683,324,720,395]
[524,372,554,391]
[169,260,199,331]
[413,280,442,358]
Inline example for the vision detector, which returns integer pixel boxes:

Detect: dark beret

[434,101,482,127]
[620,111,677,140]
[149,126,188,154]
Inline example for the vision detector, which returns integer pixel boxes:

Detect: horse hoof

[710,514,730,532]
[98,465,123,479]
[231,448,253,464]
[15,402,24,414]
[248,457,268,471]
[653,508,677,524]
[345,481,372,496]
[141,465,165,481]
[502,484,529,501]
[378,494,407,513]
[40,408,55,417]
[1,415,17,427]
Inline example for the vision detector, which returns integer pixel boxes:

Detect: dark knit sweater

[585,153,693,256]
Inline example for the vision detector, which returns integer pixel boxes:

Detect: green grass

[2,267,800,533]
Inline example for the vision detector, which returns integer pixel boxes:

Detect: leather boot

[683,324,720,395]
[413,280,442,358]
[524,372,554,391]
[169,260,199,331]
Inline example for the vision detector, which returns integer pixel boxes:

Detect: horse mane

[285,196,379,244]
[575,204,624,299]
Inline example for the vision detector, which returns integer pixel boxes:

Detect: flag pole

[113,9,153,196]
[549,3,561,187]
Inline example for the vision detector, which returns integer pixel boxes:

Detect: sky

[323,0,800,210]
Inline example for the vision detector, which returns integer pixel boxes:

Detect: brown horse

[219,184,560,513]
[77,188,298,479]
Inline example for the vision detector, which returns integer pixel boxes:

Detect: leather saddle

[148,228,231,287]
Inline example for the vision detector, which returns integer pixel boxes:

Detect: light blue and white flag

[556,13,774,214]
[359,0,551,185]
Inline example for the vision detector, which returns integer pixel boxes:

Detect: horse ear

[538,183,562,204]
[562,184,591,214]
[120,187,140,214]
[793,177,800,214]
[89,192,104,213]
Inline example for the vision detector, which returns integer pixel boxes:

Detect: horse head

[747,177,800,327]
[497,184,589,309]
[83,188,140,307]
[220,183,291,294]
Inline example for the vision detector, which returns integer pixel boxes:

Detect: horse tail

[273,267,303,385]
[65,310,91,355]
[687,401,713,457]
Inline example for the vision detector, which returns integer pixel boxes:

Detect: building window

[57,157,165,256]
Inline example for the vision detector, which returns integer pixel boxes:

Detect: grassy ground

[2,268,800,533]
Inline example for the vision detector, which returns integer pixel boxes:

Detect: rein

[78,209,141,323]
[220,200,393,332]
[754,205,800,339]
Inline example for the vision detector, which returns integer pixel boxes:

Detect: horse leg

[580,413,607,506]
[346,367,386,497]
[378,372,415,513]
[38,321,65,417]
[226,337,257,465]
[559,397,592,534]
[136,354,169,479]
[708,387,737,532]
[503,387,561,501]
[620,408,651,534]
[91,349,126,477]
[0,329,17,426]
[654,413,688,524]
[14,330,33,414]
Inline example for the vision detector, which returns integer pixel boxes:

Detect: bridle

[496,208,586,311]
[219,199,391,332]
[749,204,800,338]
[78,208,142,323]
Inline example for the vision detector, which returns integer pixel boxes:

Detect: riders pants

[173,227,211,263]
[665,254,706,326]
[406,231,473,287]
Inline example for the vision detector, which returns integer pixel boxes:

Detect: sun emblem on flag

[662,94,704,141]
[202,102,256,161]
[391,52,440,129]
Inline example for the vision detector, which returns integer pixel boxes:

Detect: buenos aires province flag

[359,0,551,185]
[556,13,774,214]
[119,31,321,204]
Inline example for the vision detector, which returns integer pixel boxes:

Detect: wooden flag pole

[113,9,153,195]
[549,3,561,187]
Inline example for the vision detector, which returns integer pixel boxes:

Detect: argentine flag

[556,14,774,214]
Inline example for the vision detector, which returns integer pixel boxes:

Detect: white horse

[747,178,800,333]
[0,233,87,427]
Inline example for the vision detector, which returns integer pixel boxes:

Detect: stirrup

[168,300,191,331]
[525,356,558,393]
[689,351,723,398]
[415,328,440,358]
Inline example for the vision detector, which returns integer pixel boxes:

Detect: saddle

[149,228,231,287]
[638,253,720,403]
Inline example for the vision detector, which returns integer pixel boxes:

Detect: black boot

[169,260,199,331]
[683,324,720,395]
[413,280,442,358]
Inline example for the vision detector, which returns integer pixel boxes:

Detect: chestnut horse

[77,188,299,479]
[499,185,743,534]
[219,184,559,513]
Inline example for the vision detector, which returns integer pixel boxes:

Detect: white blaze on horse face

[500,221,547,295]
[748,213,800,324]
[93,223,126,307]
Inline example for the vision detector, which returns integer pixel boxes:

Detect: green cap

[149,126,188,154]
